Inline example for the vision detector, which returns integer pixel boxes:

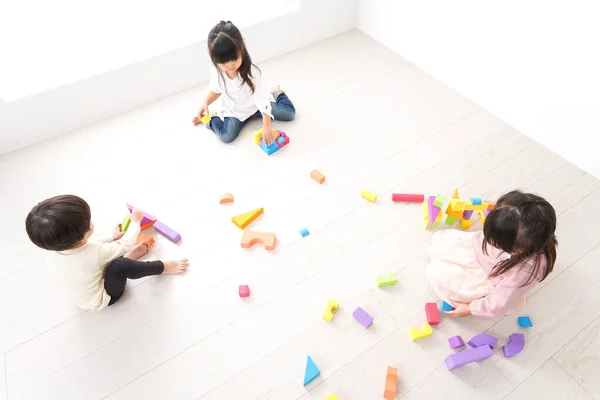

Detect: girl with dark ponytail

[194,21,296,144]
[425,190,558,317]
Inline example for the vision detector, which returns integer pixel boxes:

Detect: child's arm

[98,222,141,265]
[252,67,275,144]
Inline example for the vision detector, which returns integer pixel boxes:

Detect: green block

[433,194,446,208]
[425,220,435,230]
[376,273,398,287]
[121,214,131,232]
[444,215,456,225]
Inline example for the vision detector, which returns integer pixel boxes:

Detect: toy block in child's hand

[240,230,276,250]
[135,235,155,246]
[126,204,156,228]
[121,215,131,232]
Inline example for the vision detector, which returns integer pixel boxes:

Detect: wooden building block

[376,273,398,287]
[141,219,156,231]
[231,207,263,229]
[384,366,398,400]
[425,302,441,325]
[322,299,339,322]
[353,306,374,328]
[361,189,377,203]
[253,129,263,145]
[121,215,131,232]
[219,193,234,205]
[409,323,433,341]
[239,285,250,298]
[448,335,465,349]
[241,230,276,250]
[310,169,325,184]
[153,220,181,243]
[135,235,155,246]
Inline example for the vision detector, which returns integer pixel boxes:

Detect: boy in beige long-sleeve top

[25,195,188,310]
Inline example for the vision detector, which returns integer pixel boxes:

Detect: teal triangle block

[303,355,320,386]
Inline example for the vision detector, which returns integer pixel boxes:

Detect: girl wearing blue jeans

[196,21,296,144]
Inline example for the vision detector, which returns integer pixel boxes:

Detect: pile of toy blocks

[424,189,495,230]
[253,128,290,155]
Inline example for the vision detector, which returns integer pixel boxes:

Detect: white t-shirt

[47,223,141,310]
[209,65,272,121]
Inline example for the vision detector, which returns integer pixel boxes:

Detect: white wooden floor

[1,30,600,400]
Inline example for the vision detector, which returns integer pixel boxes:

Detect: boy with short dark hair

[25,195,188,310]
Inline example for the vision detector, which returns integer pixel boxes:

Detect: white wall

[359,0,600,179]
[0,0,357,154]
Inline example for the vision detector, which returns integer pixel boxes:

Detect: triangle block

[231,207,264,229]
[427,196,441,228]
[303,355,320,386]
[452,188,460,199]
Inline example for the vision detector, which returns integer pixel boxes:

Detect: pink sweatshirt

[469,232,545,317]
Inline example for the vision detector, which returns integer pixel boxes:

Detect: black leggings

[104,257,164,305]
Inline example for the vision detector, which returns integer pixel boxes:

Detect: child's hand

[263,129,274,145]
[130,208,144,224]
[112,224,126,241]
[445,301,472,318]
[198,104,209,118]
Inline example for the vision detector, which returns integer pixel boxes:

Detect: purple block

[427,196,441,227]
[502,333,525,358]
[153,220,181,243]
[462,209,475,220]
[483,209,491,217]
[444,345,493,370]
[127,204,155,226]
[352,307,373,328]
[448,335,465,349]
[468,334,499,349]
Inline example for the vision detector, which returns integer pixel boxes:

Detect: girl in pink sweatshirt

[425,190,557,318]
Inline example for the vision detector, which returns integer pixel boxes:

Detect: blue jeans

[208,93,296,143]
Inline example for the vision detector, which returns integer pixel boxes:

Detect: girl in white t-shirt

[195,21,296,144]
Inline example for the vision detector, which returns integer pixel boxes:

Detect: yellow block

[253,129,263,145]
[423,202,442,221]
[200,114,211,124]
[323,299,339,322]
[452,188,460,199]
[449,198,466,211]
[478,210,487,224]
[460,219,473,229]
[326,395,339,400]
[361,189,377,203]
[463,201,490,211]
[231,207,264,229]
[409,323,433,341]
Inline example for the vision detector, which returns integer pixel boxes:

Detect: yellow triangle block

[452,188,460,199]
[231,207,264,229]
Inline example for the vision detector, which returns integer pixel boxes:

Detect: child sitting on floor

[426,190,557,317]
[25,195,188,310]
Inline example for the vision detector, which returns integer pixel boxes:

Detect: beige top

[47,222,141,310]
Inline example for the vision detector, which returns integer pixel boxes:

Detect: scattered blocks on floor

[409,323,433,341]
[121,215,131,232]
[239,285,250,298]
[219,193,234,204]
[502,333,525,358]
[353,306,373,328]
[153,220,181,243]
[310,169,325,184]
[135,235,155,246]
[299,228,310,237]
[468,334,499,349]
[383,366,398,400]
[322,299,339,322]
[444,345,493,370]
[425,302,441,325]
[440,301,454,312]
[303,355,320,386]
[518,316,533,328]
[376,273,398,287]
[448,335,465,349]
[392,193,424,202]
[231,207,264,229]
[240,230,277,250]
[361,189,377,203]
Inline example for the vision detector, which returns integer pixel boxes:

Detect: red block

[392,193,425,202]
[425,302,440,325]
[239,285,251,298]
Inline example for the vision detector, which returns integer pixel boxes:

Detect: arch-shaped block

[241,230,277,250]
[468,334,499,349]
[502,333,525,358]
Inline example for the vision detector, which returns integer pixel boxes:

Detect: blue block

[470,197,483,205]
[277,136,285,144]
[299,228,310,237]
[440,301,453,312]
[518,316,533,328]
[303,355,320,386]
[260,140,280,155]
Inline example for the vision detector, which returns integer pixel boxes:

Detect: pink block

[392,193,425,202]
[127,204,155,226]
[239,285,250,298]
[425,302,440,325]
[153,220,181,243]
[427,196,441,228]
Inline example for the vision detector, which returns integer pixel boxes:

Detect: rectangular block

[392,193,424,202]
[444,215,456,225]
[444,345,493,370]
[449,198,466,211]
[433,194,446,208]
[253,129,262,145]
[448,335,465,349]
[460,219,472,229]
[239,285,250,298]
[376,273,398,287]
[153,220,181,243]
[352,306,373,328]
[121,215,131,232]
[409,323,433,341]
[299,228,310,237]
[425,302,440,325]
[127,204,155,227]
[310,169,325,184]
[462,209,475,220]
[384,366,398,400]
[135,235,155,246]
[361,189,377,203]
[463,202,490,211]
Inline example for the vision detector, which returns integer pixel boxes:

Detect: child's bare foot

[162,258,188,274]
[123,243,150,260]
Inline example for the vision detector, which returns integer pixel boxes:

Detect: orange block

[384,366,398,400]
[220,193,234,204]
[311,169,325,184]
[241,231,277,251]
[141,219,156,231]
[271,130,280,141]
[135,235,155,246]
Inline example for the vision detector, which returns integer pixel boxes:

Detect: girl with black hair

[195,21,296,144]
[425,190,558,317]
